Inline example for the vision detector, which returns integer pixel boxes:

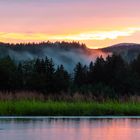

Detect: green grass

[0,100,139,116]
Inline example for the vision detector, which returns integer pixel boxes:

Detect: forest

[0,53,140,100]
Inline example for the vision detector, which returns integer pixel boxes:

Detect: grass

[0,100,139,116]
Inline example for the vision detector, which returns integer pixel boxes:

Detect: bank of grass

[0,100,139,116]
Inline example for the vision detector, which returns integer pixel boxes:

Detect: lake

[0,117,140,140]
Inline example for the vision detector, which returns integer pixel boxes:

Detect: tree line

[0,54,140,98]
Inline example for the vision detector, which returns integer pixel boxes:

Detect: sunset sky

[0,0,140,48]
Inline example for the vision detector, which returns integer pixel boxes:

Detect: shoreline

[0,116,140,119]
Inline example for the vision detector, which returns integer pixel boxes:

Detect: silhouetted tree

[74,62,88,87]
[0,56,16,91]
[0,53,140,97]
[92,56,105,84]
[54,65,70,92]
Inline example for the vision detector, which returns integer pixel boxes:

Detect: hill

[100,43,140,61]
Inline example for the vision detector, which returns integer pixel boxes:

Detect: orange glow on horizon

[0,27,140,49]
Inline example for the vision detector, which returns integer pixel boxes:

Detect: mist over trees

[0,42,108,72]
[0,53,140,98]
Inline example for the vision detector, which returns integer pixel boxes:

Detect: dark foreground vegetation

[0,47,140,115]
[0,53,140,99]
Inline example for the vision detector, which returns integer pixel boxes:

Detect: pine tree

[0,56,16,91]
[74,62,88,87]
[88,61,94,84]
[92,56,105,83]
[54,65,70,92]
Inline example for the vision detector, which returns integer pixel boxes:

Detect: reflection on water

[0,117,140,140]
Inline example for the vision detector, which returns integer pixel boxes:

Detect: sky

[0,0,140,48]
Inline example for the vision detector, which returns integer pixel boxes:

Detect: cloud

[49,27,140,40]
[1,27,140,44]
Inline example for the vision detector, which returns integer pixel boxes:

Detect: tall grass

[0,100,139,116]
[0,92,139,116]
[0,91,140,102]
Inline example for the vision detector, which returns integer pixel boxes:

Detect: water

[0,117,140,140]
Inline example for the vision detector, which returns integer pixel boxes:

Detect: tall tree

[92,56,105,84]
[0,56,16,91]
[54,65,70,92]
[74,62,88,87]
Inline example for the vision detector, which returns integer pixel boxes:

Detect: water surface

[0,117,140,140]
